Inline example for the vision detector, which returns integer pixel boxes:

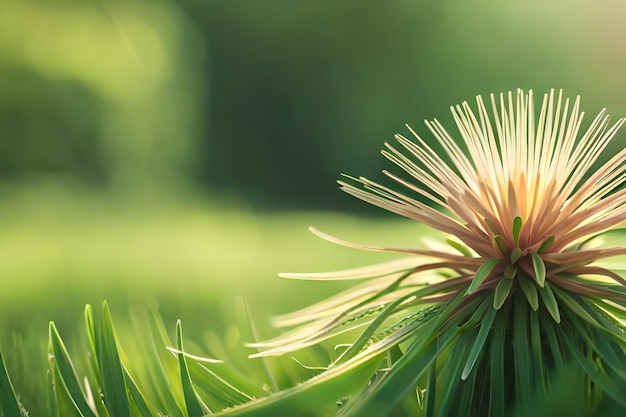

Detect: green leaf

[123,367,160,417]
[425,361,437,417]
[48,322,97,417]
[341,330,457,417]
[538,282,561,323]
[529,310,546,396]
[176,320,206,417]
[462,297,497,379]
[83,306,110,417]
[467,257,499,294]
[539,313,564,369]
[438,333,471,412]
[510,247,522,264]
[210,352,383,416]
[530,253,546,287]
[559,327,626,406]
[489,302,511,417]
[518,276,539,310]
[513,297,532,404]
[98,301,130,417]
[447,238,472,257]
[0,350,24,417]
[538,235,555,253]
[139,309,185,416]
[493,278,513,310]
[504,264,517,279]
[512,216,522,246]
[49,356,86,417]
[492,235,508,256]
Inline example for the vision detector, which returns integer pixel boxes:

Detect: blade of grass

[49,356,86,417]
[176,320,207,417]
[0,350,24,417]
[48,322,97,417]
[98,301,130,417]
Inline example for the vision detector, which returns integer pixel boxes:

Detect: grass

[0,183,423,415]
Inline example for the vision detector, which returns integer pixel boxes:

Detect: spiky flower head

[252,90,626,416]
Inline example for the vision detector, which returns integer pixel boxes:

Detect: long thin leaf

[462,298,497,380]
[0,350,24,417]
[513,297,532,405]
[493,278,513,310]
[438,331,471,413]
[98,301,130,417]
[538,282,561,323]
[467,257,499,294]
[176,320,206,417]
[530,253,546,287]
[343,328,458,417]
[212,352,384,416]
[489,301,511,417]
[559,326,626,406]
[528,310,546,396]
[49,356,85,417]
[518,277,539,311]
[48,322,97,417]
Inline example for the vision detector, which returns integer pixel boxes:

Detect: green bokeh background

[1,0,626,413]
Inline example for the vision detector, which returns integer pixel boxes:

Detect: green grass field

[0,184,425,414]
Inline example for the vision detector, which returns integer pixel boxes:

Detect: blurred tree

[1,0,625,210]
[0,0,207,195]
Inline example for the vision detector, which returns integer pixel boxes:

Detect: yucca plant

[247,89,626,416]
[1,89,626,417]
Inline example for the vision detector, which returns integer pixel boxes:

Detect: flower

[251,90,626,416]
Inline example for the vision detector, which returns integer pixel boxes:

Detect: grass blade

[49,356,86,417]
[98,301,130,417]
[48,322,97,417]
[176,320,207,417]
[0,350,25,417]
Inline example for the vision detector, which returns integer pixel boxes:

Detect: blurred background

[2,0,626,412]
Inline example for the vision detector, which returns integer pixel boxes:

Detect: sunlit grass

[0,184,427,414]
